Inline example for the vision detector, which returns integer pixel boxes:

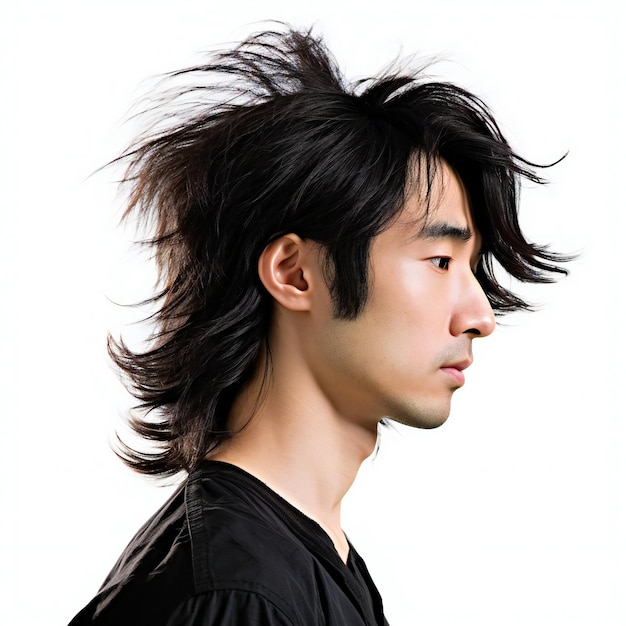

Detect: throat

[327,526,350,564]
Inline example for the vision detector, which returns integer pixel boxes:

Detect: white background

[1,1,624,625]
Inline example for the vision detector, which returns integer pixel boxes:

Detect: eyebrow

[417,221,473,242]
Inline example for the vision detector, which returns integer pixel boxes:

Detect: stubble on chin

[382,394,452,430]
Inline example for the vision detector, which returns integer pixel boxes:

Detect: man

[70,26,568,625]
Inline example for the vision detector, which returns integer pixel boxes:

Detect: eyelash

[430,257,451,270]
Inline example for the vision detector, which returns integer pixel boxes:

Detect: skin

[211,161,496,562]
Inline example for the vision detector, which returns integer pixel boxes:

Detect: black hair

[108,26,571,477]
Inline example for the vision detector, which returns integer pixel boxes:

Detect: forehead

[394,159,477,240]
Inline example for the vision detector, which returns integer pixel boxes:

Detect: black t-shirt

[69,461,388,625]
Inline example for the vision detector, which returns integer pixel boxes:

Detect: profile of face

[303,161,496,430]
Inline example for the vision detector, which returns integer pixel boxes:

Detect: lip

[440,359,472,386]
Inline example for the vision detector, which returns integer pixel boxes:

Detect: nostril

[464,328,481,336]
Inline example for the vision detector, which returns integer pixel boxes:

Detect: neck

[209,354,378,562]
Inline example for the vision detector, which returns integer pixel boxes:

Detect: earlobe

[258,235,313,311]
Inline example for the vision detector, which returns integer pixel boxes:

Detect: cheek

[370,263,450,335]
[366,269,452,368]
[357,307,432,375]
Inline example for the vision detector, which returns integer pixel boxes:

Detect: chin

[384,398,452,430]
[405,414,450,430]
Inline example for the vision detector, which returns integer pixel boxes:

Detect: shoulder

[184,462,326,619]
[71,587,305,626]
[70,462,328,625]
[164,588,301,626]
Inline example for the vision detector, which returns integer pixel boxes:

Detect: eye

[430,257,450,270]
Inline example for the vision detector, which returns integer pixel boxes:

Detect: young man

[70,26,568,625]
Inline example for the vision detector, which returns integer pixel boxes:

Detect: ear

[258,234,317,312]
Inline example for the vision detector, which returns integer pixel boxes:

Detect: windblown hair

[109,26,570,478]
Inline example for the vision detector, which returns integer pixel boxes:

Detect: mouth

[440,359,472,387]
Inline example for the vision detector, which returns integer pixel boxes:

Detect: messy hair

[109,26,570,477]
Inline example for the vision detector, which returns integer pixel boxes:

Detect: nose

[450,273,496,338]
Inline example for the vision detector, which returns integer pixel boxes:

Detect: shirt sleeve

[164,588,298,626]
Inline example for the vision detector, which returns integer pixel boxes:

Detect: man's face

[304,161,496,429]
